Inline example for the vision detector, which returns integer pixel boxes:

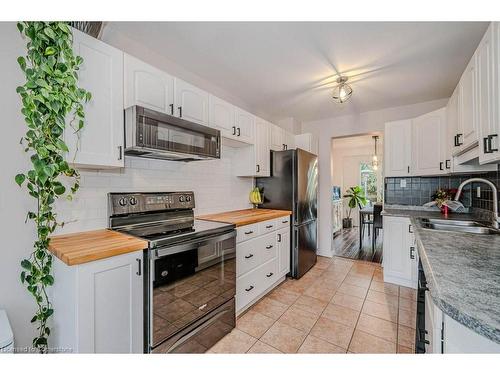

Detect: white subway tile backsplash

[55,146,253,234]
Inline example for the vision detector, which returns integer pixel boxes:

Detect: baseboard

[383,273,417,289]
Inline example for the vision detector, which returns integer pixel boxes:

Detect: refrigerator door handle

[294,228,298,249]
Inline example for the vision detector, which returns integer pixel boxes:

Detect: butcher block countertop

[48,229,148,266]
[198,208,292,227]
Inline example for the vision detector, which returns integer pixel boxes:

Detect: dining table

[359,205,374,248]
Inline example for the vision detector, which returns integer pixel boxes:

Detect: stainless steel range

[108,192,236,353]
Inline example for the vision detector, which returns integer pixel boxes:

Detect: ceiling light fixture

[332,76,353,104]
[372,135,379,171]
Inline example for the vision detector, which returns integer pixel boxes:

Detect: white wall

[302,98,449,256]
[0,23,252,349]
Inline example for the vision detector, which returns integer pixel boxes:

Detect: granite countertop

[383,207,500,344]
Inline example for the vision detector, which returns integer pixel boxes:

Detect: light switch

[400,179,407,188]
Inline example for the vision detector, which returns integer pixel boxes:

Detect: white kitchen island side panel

[54,145,253,234]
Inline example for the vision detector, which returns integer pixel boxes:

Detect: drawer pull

[266,272,274,278]
[244,230,254,235]
[245,286,254,292]
[266,245,273,249]
[266,225,273,229]
[282,220,288,224]
[277,234,282,242]
[245,254,254,259]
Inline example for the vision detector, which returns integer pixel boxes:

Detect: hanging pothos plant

[15,21,90,353]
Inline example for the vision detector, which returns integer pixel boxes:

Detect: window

[360,162,378,202]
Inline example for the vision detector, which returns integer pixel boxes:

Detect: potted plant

[432,188,458,216]
[343,186,368,228]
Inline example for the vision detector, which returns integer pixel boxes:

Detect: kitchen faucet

[454,178,499,229]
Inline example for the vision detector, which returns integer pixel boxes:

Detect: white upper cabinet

[234,107,255,144]
[384,120,412,177]
[209,95,235,134]
[295,133,318,155]
[458,55,478,151]
[477,23,500,164]
[284,130,296,150]
[447,87,460,163]
[174,78,209,126]
[412,108,447,176]
[270,124,284,151]
[124,54,174,114]
[255,119,271,176]
[67,28,124,169]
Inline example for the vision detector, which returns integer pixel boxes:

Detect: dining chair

[372,203,383,252]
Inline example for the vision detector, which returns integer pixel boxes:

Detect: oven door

[148,230,236,353]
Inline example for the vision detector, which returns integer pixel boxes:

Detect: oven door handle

[154,230,236,258]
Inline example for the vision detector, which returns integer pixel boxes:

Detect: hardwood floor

[332,227,383,264]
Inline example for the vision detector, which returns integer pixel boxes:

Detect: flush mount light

[332,76,353,104]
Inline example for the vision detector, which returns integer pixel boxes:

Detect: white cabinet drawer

[260,232,277,264]
[236,223,259,243]
[236,238,261,276]
[276,215,291,229]
[236,268,261,311]
[259,219,277,234]
[260,258,278,286]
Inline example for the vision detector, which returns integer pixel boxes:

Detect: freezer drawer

[293,220,317,279]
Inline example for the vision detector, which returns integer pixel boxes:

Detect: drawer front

[236,223,259,243]
[260,232,277,264]
[236,267,261,311]
[259,219,277,234]
[276,215,291,229]
[236,237,262,276]
[260,258,278,286]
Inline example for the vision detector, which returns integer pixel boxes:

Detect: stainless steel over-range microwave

[124,105,221,161]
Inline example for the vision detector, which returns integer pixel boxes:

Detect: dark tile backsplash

[384,166,500,213]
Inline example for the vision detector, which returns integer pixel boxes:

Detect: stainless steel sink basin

[419,218,500,235]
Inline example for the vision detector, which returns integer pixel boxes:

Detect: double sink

[419,218,500,235]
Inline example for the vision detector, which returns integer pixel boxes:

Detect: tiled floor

[208,256,417,354]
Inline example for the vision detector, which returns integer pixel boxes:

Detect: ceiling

[106,22,488,123]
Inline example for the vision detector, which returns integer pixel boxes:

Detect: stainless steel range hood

[124,106,221,162]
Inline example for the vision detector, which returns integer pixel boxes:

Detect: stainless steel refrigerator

[256,149,318,279]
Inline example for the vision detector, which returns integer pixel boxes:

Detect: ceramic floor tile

[321,303,360,327]
[303,282,337,302]
[369,280,400,296]
[399,297,417,312]
[366,289,399,307]
[309,317,354,349]
[356,313,398,343]
[315,256,333,269]
[398,306,416,328]
[267,288,301,306]
[260,321,308,353]
[247,340,282,353]
[347,269,374,280]
[398,325,416,348]
[278,305,319,333]
[337,282,369,299]
[362,300,398,323]
[372,272,384,282]
[207,329,257,353]
[399,286,417,301]
[298,335,346,353]
[236,310,275,338]
[348,330,396,354]
[331,292,365,311]
[343,275,372,288]
[397,344,414,354]
[280,278,315,294]
[292,295,329,316]
[251,297,288,320]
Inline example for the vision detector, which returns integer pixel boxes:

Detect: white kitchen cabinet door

[382,216,416,288]
[255,119,271,176]
[295,133,318,155]
[67,28,124,169]
[458,56,478,151]
[234,107,255,144]
[277,227,290,276]
[209,95,236,135]
[384,120,412,177]
[477,24,500,164]
[284,130,295,150]
[412,108,447,176]
[447,87,460,163]
[174,78,209,126]
[124,54,174,114]
[270,124,285,151]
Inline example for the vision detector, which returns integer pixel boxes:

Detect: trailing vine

[15,22,90,353]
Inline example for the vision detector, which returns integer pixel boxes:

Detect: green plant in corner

[343,185,368,220]
[15,22,90,353]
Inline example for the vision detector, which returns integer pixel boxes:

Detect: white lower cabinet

[235,216,290,314]
[382,216,418,289]
[51,250,144,353]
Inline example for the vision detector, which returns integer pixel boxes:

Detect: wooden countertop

[198,208,292,227]
[48,229,148,266]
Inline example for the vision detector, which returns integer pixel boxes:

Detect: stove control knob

[129,197,138,206]
[118,197,128,207]
[179,196,185,202]
[186,196,192,202]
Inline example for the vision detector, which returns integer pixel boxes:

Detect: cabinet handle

[169,103,174,115]
[245,254,254,259]
[256,164,260,173]
[266,245,273,249]
[266,225,273,229]
[439,162,443,171]
[445,159,451,169]
[237,127,241,136]
[407,166,410,174]
[178,106,183,118]
[483,137,491,154]
[244,230,254,235]
[118,145,123,160]
[454,135,458,147]
[277,233,282,242]
[488,134,498,152]
[409,224,413,233]
[136,258,142,276]
[245,285,254,292]
[456,133,463,146]
[410,246,415,260]
[266,272,274,278]
[283,143,286,150]
[282,220,288,224]
[232,126,236,135]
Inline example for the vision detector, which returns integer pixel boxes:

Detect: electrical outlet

[400,179,407,188]
[477,186,481,198]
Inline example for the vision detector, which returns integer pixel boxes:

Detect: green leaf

[21,259,32,270]
[44,46,56,56]
[17,56,26,71]
[15,173,26,186]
